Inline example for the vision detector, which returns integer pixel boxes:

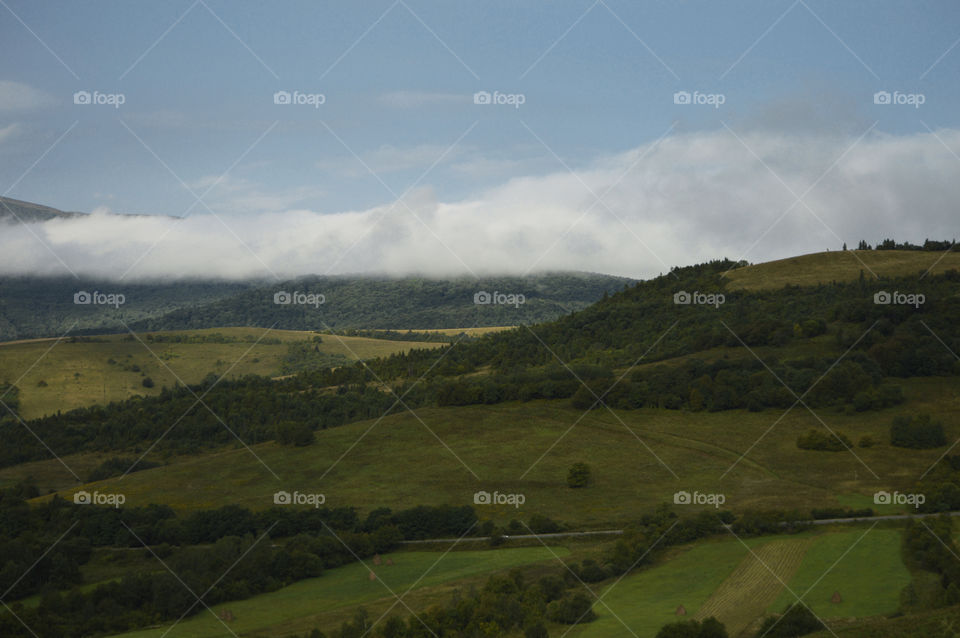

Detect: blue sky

[1,1,959,279]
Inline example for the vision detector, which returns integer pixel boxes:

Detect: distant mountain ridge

[0,272,636,341]
[0,196,84,223]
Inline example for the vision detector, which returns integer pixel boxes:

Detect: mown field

[570,526,909,638]
[725,249,960,291]
[0,327,441,419]
[14,376,956,525]
[107,546,569,638]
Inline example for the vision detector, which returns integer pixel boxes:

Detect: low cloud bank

[2,127,958,281]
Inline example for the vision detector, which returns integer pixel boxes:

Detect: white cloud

[0,81,54,111]
[1,127,958,280]
[0,123,20,143]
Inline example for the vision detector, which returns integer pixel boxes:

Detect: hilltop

[0,196,83,223]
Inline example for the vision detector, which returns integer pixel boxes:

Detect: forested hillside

[0,272,632,341]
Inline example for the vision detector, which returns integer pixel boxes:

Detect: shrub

[796,429,852,451]
[567,462,592,488]
[655,617,728,638]
[890,414,946,449]
[275,420,315,446]
[755,603,824,637]
[528,513,560,534]
[546,592,596,624]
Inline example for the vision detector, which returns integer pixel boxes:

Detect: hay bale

[675,605,686,616]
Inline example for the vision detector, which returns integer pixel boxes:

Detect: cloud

[0,81,55,111]
[1,127,958,281]
[0,123,20,143]
[378,90,468,108]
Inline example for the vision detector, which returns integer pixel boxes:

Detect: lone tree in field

[275,420,315,446]
[567,462,592,488]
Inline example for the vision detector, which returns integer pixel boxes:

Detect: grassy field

[0,327,441,418]
[107,546,568,638]
[724,249,960,291]
[17,376,956,524]
[767,528,910,619]
[569,537,759,638]
[693,537,811,635]
[571,526,908,638]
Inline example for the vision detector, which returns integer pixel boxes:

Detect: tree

[275,420,315,446]
[890,414,946,449]
[567,462,592,488]
[756,603,824,637]
[655,618,728,638]
[546,592,595,624]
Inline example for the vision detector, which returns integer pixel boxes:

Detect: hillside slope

[0,272,633,341]
[726,249,960,291]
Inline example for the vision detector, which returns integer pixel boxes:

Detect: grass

[767,528,910,619]
[0,327,440,419]
[693,537,811,635]
[571,527,909,638]
[568,535,768,638]
[107,546,568,638]
[724,249,960,291]
[21,376,956,525]
[806,603,960,637]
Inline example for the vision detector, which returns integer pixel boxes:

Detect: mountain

[0,196,83,223]
[0,272,635,341]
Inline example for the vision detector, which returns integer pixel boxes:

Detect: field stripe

[693,537,812,635]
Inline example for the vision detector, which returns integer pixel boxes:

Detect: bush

[858,435,875,448]
[655,617,728,638]
[567,462,592,488]
[528,513,560,534]
[796,429,852,451]
[546,592,596,624]
[141,377,155,388]
[577,559,607,583]
[755,603,824,637]
[275,420,315,446]
[890,414,946,449]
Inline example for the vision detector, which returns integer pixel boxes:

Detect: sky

[0,0,958,280]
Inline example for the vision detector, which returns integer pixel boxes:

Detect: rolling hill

[0,271,634,341]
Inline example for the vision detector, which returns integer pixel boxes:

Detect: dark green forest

[0,272,633,341]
